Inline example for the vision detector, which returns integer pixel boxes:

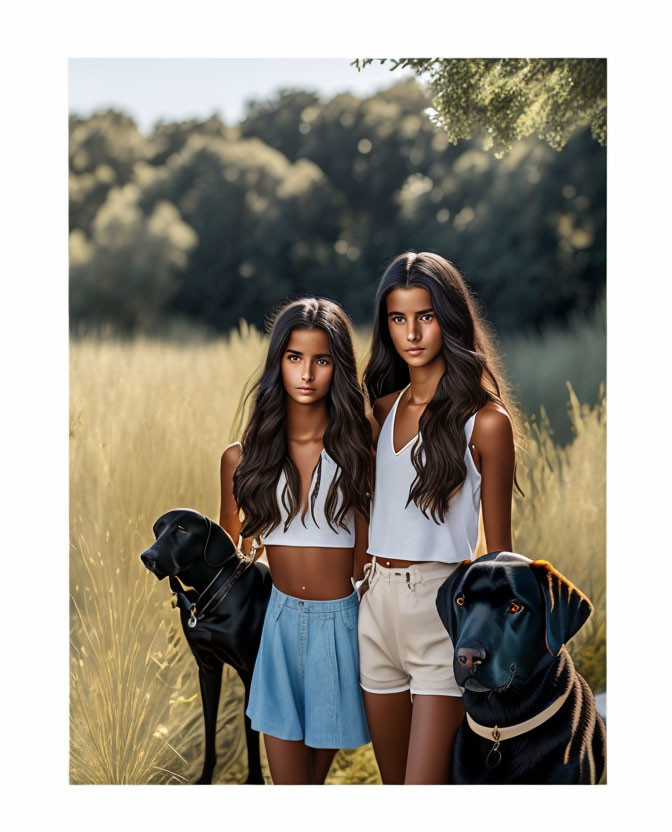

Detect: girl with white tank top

[358,251,523,785]
[261,447,356,548]
[220,297,372,785]
[367,383,481,562]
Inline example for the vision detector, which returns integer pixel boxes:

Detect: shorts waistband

[270,584,358,612]
[369,558,468,583]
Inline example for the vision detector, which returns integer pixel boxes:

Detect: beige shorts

[358,559,464,698]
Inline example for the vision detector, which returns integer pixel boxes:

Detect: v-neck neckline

[390,384,418,456]
[289,447,325,521]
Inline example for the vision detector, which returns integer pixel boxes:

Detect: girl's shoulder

[471,403,513,450]
[221,441,242,470]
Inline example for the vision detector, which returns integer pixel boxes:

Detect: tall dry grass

[70,326,605,784]
[511,382,606,692]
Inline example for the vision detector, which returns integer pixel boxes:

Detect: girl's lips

[297,387,316,392]
[406,348,424,354]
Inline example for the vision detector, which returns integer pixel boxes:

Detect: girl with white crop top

[219,297,372,784]
[358,251,525,785]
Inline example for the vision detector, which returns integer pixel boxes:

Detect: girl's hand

[352,561,373,600]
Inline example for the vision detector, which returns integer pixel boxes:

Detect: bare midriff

[265,544,355,600]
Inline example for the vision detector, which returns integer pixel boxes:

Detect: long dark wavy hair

[363,251,525,523]
[233,297,372,539]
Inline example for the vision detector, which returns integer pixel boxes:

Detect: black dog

[436,551,606,784]
[140,508,272,784]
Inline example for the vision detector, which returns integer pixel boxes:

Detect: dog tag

[485,743,502,769]
[188,605,198,628]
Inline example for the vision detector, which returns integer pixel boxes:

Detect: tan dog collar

[466,687,571,742]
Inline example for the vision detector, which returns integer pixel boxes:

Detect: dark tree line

[70,78,605,335]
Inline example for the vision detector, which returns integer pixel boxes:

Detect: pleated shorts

[358,559,464,697]
[246,585,371,749]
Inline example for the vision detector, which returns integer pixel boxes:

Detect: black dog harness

[170,552,256,628]
[169,517,262,628]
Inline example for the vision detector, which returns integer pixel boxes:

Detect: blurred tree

[70,183,198,331]
[394,127,606,331]
[149,114,231,166]
[240,89,322,162]
[354,59,606,157]
[69,109,151,232]
[136,132,344,330]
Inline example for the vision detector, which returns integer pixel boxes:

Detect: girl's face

[385,286,444,367]
[281,327,334,405]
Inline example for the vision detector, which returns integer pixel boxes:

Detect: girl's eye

[507,600,524,614]
[392,316,405,324]
[317,358,330,366]
[288,354,300,362]
[420,314,434,322]
[455,594,465,607]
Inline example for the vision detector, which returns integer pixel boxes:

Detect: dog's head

[140,508,237,579]
[436,551,593,693]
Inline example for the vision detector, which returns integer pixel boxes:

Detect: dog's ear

[202,516,237,567]
[435,560,472,642]
[529,560,593,656]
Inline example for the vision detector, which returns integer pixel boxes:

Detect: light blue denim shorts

[246,585,370,749]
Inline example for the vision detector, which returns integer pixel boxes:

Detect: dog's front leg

[196,663,223,784]
[240,671,264,785]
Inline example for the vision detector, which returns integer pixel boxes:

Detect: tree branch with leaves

[353,58,606,156]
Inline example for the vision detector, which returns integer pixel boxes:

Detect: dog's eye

[507,600,524,614]
[455,594,465,607]
[176,525,189,533]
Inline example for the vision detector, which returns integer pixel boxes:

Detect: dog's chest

[454,694,595,785]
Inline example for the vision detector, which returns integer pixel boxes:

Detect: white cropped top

[367,384,482,563]
[261,448,356,548]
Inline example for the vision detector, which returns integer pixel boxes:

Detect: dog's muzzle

[140,550,166,580]
[456,644,487,672]
[454,642,487,685]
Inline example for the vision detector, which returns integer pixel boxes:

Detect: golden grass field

[69,326,605,784]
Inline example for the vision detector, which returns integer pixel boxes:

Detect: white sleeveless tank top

[367,384,482,563]
[261,448,356,548]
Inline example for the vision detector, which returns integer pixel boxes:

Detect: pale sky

[69,58,417,132]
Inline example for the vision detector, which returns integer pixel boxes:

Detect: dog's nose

[456,645,487,672]
[140,552,155,568]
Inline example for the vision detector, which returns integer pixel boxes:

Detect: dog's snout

[140,552,155,568]
[456,645,487,672]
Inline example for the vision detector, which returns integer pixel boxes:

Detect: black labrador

[140,508,272,784]
[436,551,606,784]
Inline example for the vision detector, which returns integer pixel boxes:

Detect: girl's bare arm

[472,405,515,552]
[220,442,253,554]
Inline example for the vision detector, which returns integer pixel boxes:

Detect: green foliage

[69,110,152,232]
[139,131,344,329]
[388,124,605,332]
[354,59,606,156]
[70,184,198,332]
[241,88,322,162]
